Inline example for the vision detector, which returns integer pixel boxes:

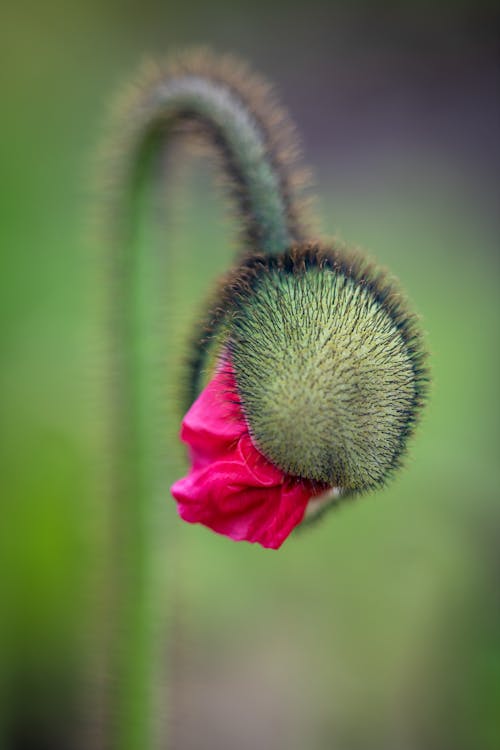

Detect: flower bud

[189,243,428,494]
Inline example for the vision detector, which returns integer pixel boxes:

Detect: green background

[1,1,499,748]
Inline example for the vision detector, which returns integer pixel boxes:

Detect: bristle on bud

[190,244,428,493]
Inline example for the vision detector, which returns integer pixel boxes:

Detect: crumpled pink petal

[171,361,327,549]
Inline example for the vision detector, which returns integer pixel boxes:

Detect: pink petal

[181,362,246,468]
[172,461,311,549]
[171,359,328,549]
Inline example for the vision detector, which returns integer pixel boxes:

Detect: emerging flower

[107,52,428,550]
[171,360,330,549]
[173,246,428,548]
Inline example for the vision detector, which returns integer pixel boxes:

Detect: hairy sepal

[188,243,428,492]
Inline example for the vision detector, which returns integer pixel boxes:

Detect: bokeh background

[1,1,499,748]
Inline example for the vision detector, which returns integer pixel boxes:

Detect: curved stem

[101,51,314,749]
[110,51,312,257]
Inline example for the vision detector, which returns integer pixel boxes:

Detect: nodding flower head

[107,49,428,548]
[174,243,428,548]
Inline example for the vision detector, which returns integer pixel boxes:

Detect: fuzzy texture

[99,48,313,258]
[97,47,429,748]
[188,244,429,491]
[95,52,318,746]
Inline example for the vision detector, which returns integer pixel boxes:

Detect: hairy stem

[109,51,312,257]
[101,50,312,749]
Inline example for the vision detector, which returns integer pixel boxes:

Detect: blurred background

[1,1,499,748]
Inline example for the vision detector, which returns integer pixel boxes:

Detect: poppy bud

[104,49,429,548]
[189,245,427,496]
